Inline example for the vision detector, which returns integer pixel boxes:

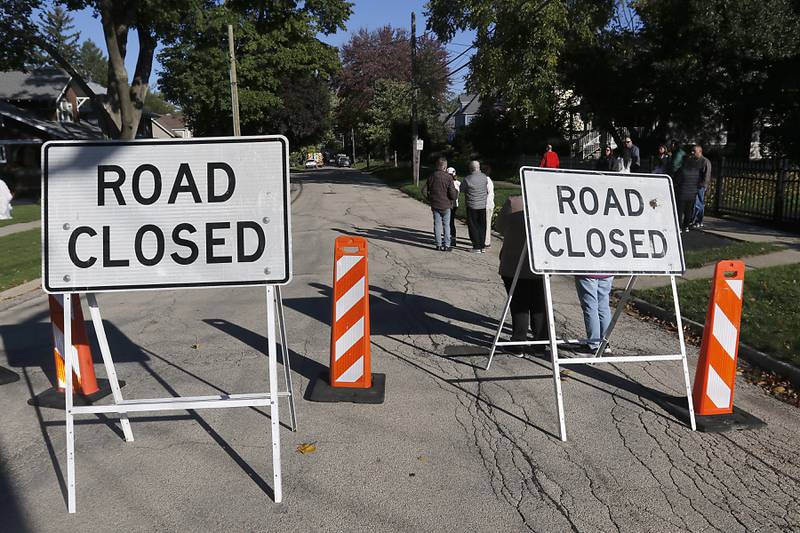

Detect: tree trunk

[98,0,154,140]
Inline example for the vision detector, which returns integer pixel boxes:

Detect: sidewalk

[0,220,39,238]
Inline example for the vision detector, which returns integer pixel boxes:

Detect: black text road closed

[520,167,684,275]
[42,136,291,293]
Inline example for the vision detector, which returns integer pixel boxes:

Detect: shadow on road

[1,309,283,507]
[283,282,497,348]
[332,225,469,251]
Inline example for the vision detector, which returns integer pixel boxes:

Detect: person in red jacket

[539,144,560,168]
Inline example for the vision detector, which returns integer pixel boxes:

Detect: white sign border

[41,135,293,294]
[519,166,686,276]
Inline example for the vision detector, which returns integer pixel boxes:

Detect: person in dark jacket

[595,145,614,171]
[423,158,458,250]
[496,195,549,355]
[668,140,686,179]
[676,144,712,232]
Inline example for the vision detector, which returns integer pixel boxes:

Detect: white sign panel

[520,167,684,275]
[416,139,424,151]
[43,136,291,293]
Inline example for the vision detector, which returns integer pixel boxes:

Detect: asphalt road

[0,167,798,532]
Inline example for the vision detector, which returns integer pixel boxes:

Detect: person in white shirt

[0,179,12,220]
[446,167,460,248]
[484,165,495,247]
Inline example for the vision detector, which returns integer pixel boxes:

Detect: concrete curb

[630,297,800,387]
[0,279,41,301]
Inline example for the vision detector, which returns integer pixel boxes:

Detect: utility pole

[351,127,356,164]
[411,11,419,186]
[227,24,241,137]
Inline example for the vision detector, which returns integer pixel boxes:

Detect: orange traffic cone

[691,261,764,432]
[307,236,385,403]
[28,294,118,408]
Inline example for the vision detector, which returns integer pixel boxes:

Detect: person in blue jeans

[574,275,614,354]
[692,186,706,228]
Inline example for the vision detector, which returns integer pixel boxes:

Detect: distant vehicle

[304,159,318,169]
[337,155,351,167]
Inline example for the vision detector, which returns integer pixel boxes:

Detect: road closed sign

[520,167,684,275]
[42,136,291,293]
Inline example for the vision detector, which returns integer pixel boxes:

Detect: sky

[50,0,476,95]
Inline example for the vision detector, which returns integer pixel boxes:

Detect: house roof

[153,113,187,131]
[0,100,104,140]
[458,94,481,116]
[0,68,71,102]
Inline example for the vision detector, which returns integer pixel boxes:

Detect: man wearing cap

[623,137,641,173]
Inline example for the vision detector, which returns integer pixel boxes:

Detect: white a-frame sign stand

[488,167,696,442]
[42,136,296,512]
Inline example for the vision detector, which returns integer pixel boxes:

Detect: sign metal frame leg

[265,285,283,502]
[671,275,697,431]
[543,273,568,441]
[275,286,297,432]
[61,287,290,512]
[63,294,76,513]
[86,293,134,442]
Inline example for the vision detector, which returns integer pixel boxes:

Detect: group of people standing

[598,138,712,232]
[423,158,494,253]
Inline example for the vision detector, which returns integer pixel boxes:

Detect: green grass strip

[683,241,784,269]
[636,263,800,366]
[0,228,41,292]
[0,204,41,228]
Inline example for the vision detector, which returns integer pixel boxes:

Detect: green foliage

[158,1,350,144]
[336,25,450,156]
[428,0,800,160]
[0,0,40,70]
[36,5,81,67]
[363,80,412,151]
[76,39,107,84]
[144,91,177,115]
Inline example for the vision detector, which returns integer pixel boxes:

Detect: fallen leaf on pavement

[296,442,317,454]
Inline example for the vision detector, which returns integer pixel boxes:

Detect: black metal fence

[554,156,800,229]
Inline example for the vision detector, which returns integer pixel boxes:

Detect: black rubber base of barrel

[653,393,766,433]
[0,366,20,385]
[307,372,385,404]
[27,379,124,409]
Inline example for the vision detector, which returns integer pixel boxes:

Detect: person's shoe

[469,248,481,253]
[505,344,525,358]
[445,246,453,252]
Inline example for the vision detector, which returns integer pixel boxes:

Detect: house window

[58,100,74,122]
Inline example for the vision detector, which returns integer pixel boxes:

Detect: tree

[158,1,350,144]
[336,25,449,156]
[35,5,81,67]
[0,0,39,70]
[428,0,800,159]
[144,91,177,115]
[76,39,108,84]
[362,79,412,151]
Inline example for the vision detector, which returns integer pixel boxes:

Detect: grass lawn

[0,228,41,292]
[0,204,41,228]
[683,241,784,269]
[636,263,800,366]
